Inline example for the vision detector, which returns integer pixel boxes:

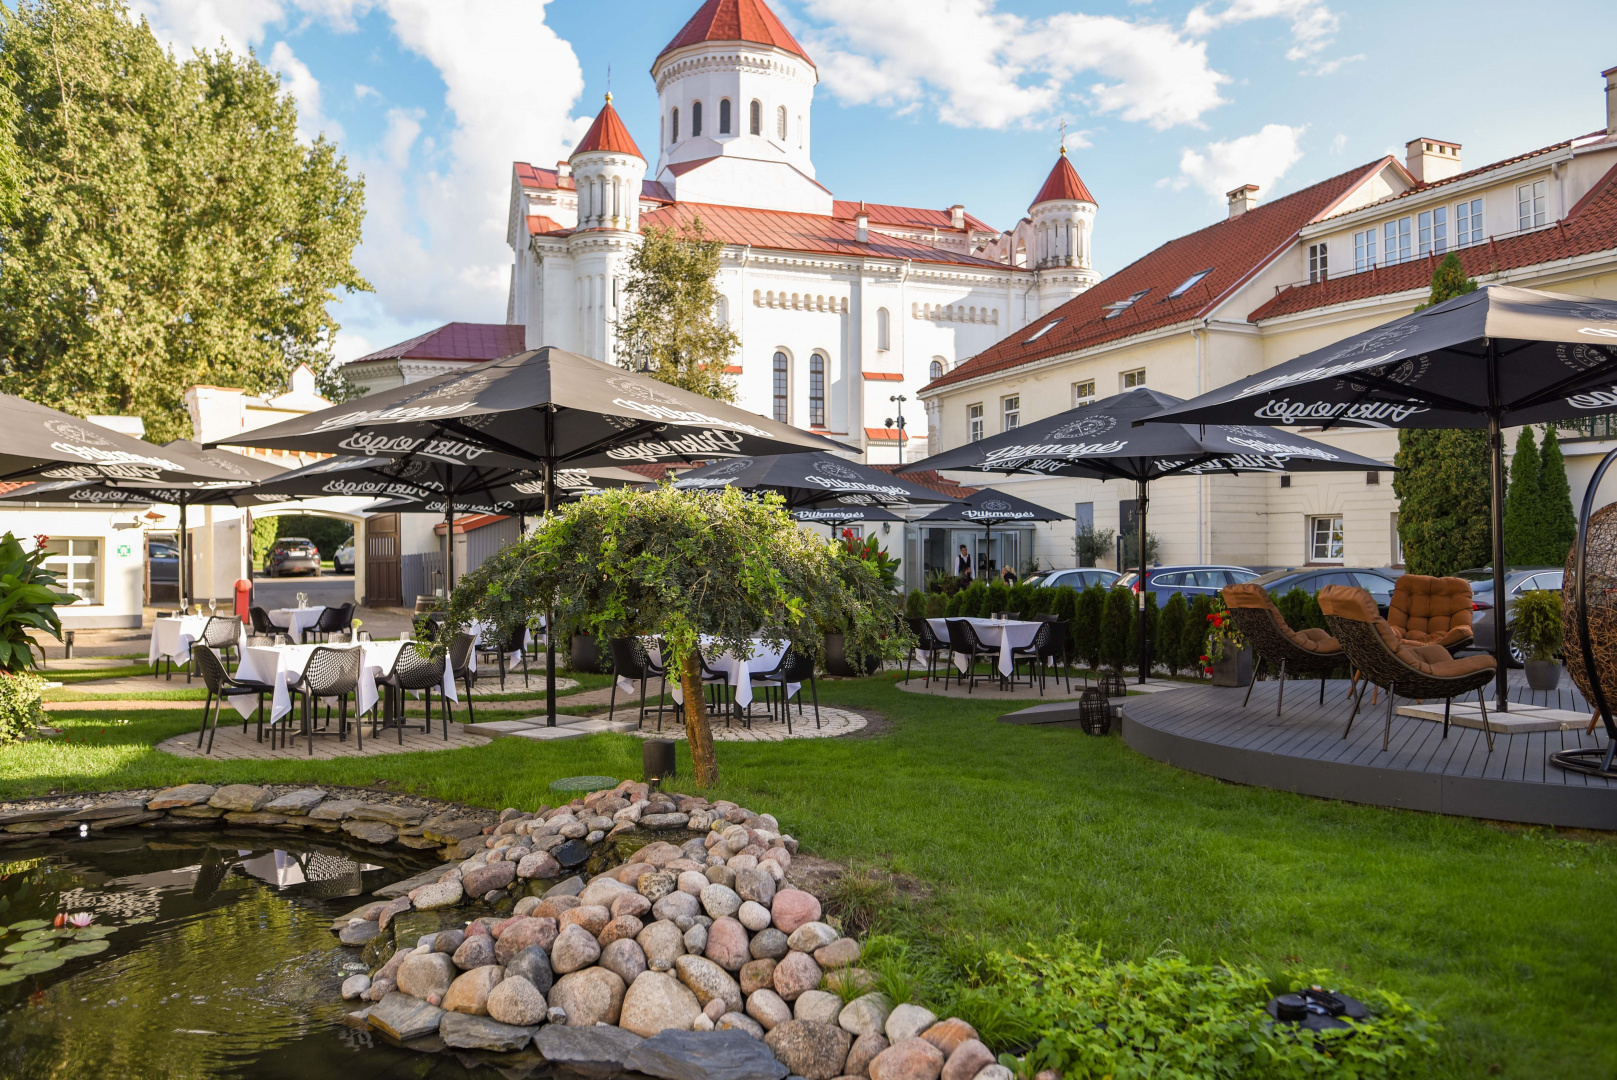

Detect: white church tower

[1030,145,1100,309]
[569,94,647,362]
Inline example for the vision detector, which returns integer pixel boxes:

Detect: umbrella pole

[444,491,455,593]
[179,501,189,613]
[544,409,556,727]
[1136,478,1149,685]
[1488,410,1509,712]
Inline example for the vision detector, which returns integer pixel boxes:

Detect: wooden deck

[1121,678,1617,830]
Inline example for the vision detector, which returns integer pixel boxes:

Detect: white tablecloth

[269,606,327,643]
[148,615,214,666]
[927,617,1042,677]
[232,640,456,724]
[619,637,797,708]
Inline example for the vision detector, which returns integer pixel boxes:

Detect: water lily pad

[0,953,32,965]
[0,970,24,987]
[22,928,71,941]
[11,954,63,974]
[125,916,155,925]
[55,940,108,959]
[7,920,48,932]
[4,938,55,953]
[70,927,114,940]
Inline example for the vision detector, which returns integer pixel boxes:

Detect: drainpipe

[1193,321,1207,563]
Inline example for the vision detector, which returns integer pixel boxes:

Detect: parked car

[1462,567,1563,666]
[148,538,178,597]
[1116,565,1259,605]
[1249,567,1401,614]
[264,537,320,577]
[1021,567,1121,591]
[332,537,357,574]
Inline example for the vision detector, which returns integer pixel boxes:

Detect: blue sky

[127,0,1617,369]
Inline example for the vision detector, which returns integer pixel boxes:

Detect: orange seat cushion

[1292,627,1342,654]
[1389,575,1474,645]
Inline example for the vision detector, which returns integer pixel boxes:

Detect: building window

[776,105,787,140]
[1169,269,1213,298]
[718,98,731,135]
[691,101,703,138]
[1418,206,1447,257]
[1120,368,1146,390]
[1382,216,1411,265]
[808,354,825,427]
[1391,512,1404,567]
[1456,198,1484,246]
[749,100,761,135]
[1309,515,1345,563]
[1002,395,1020,431]
[1024,319,1062,343]
[1308,243,1327,284]
[876,307,890,351]
[1073,379,1096,406]
[1517,179,1547,230]
[772,351,789,424]
[1353,228,1377,271]
[42,538,98,604]
[929,359,944,381]
[968,403,984,442]
[671,108,679,142]
[1103,290,1149,319]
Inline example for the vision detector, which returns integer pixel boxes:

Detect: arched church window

[808,354,826,427]
[715,296,729,326]
[876,307,890,351]
[773,351,790,424]
[692,101,703,137]
[719,99,732,135]
[671,108,679,142]
[930,359,944,381]
[750,100,761,135]
[776,106,787,141]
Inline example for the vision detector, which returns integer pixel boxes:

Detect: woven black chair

[608,637,671,729]
[289,646,364,755]
[750,645,819,734]
[944,618,997,692]
[1222,583,1346,714]
[904,617,950,686]
[477,622,531,691]
[447,632,478,724]
[310,602,355,643]
[191,645,273,754]
[376,644,450,743]
[249,606,290,638]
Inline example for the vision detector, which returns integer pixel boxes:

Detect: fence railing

[1555,413,1617,441]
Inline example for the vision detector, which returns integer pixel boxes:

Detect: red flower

[32,534,48,549]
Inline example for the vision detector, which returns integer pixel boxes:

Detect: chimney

[556,159,571,179]
[949,204,965,230]
[856,201,869,243]
[1404,138,1462,184]
[1226,184,1259,218]
[1606,65,1617,138]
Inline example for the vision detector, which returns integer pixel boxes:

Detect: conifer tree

[1538,425,1577,568]
[1502,425,1542,566]
[1157,592,1188,676]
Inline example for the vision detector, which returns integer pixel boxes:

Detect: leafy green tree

[1072,523,1113,568]
[442,486,900,787]
[1118,530,1160,572]
[1503,425,1543,567]
[1416,252,1477,313]
[250,515,280,571]
[0,75,21,225]
[1274,587,1325,634]
[1538,425,1577,568]
[1157,592,1188,676]
[904,588,926,619]
[0,0,369,441]
[615,217,741,402]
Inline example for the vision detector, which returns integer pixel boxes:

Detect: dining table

[231,639,457,728]
[269,605,327,644]
[619,637,798,709]
[927,617,1042,678]
[148,614,218,668]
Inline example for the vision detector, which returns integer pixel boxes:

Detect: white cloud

[1308,53,1364,76]
[128,0,364,53]
[1330,133,1348,154]
[1174,123,1306,202]
[380,107,423,169]
[269,41,341,143]
[799,0,1228,131]
[1183,0,1339,61]
[354,82,380,101]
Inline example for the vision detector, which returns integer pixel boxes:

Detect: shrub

[1513,587,1563,662]
[924,593,948,618]
[1183,595,1216,677]
[926,569,961,596]
[0,671,44,744]
[1075,585,1106,670]
[1157,593,1188,676]
[985,582,1011,616]
[945,590,965,617]
[1141,592,1159,675]
[904,589,926,619]
[975,936,1440,1080]
[1101,586,1134,672]
[1009,582,1035,615]
[962,582,990,618]
[1274,587,1326,634]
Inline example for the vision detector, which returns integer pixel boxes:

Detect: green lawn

[4,674,1606,1077]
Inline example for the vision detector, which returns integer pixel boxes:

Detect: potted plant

[1203,596,1252,687]
[1513,587,1563,691]
[824,530,898,677]
[0,533,76,743]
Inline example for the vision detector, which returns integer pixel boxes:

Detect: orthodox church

[502,0,1099,463]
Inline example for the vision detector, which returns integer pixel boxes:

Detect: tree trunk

[680,651,719,787]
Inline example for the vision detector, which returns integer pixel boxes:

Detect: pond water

[0,828,496,1079]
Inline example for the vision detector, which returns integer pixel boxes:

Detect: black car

[264,537,321,577]
[1251,567,1401,614]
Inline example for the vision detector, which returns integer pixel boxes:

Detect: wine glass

[207,598,217,617]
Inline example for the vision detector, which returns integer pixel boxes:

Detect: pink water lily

[66,913,93,928]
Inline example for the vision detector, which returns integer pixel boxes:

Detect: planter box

[1525,659,1562,692]
[1211,644,1252,688]
[824,633,880,678]
[570,635,608,675]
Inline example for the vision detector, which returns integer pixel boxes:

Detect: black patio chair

[250,606,291,638]
[477,622,531,691]
[750,645,820,734]
[199,614,242,668]
[447,632,478,724]
[683,647,735,729]
[904,617,949,686]
[289,646,364,755]
[191,645,273,754]
[608,637,671,729]
[944,619,997,692]
[246,633,291,647]
[310,602,355,643]
[1009,621,1055,693]
[376,644,450,743]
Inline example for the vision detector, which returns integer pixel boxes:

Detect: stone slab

[367,991,445,1042]
[996,701,1086,726]
[535,1023,645,1076]
[626,1028,789,1080]
[1396,701,1586,733]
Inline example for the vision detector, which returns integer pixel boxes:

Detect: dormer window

[692,101,703,138]
[1168,270,1212,298]
[719,99,732,135]
[1102,290,1150,319]
[671,108,679,142]
[1024,319,1062,343]
[750,100,761,136]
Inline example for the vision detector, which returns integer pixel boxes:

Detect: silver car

[1466,567,1562,666]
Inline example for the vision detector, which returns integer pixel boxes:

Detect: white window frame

[1120,368,1146,390]
[1308,515,1345,564]
[43,538,100,605]
[1169,269,1213,298]
[1308,243,1327,284]
[772,350,790,425]
[808,353,826,428]
[776,105,787,141]
[1382,217,1411,266]
[968,403,984,443]
[1002,395,1021,432]
[1072,379,1096,407]
[1418,206,1447,257]
[1455,198,1484,247]
[749,99,761,136]
[1024,319,1061,343]
[929,359,944,381]
[1353,228,1377,271]
[1517,179,1547,230]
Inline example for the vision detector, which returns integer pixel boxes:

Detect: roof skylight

[1024,319,1062,343]
[1169,268,1214,298]
[1102,289,1151,319]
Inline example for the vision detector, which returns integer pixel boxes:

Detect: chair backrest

[503,622,527,653]
[907,617,937,649]
[191,645,229,694]
[610,637,650,680]
[447,632,476,677]
[777,645,814,683]
[1222,582,1298,636]
[245,634,277,647]
[1027,621,1052,652]
[200,615,240,648]
[1040,620,1068,659]
[415,612,444,639]
[991,611,1021,621]
[300,646,362,696]
[389,643,446,690]
[316,602,355,634]
[945,619,983,652]
[249,607,276,635]
[1388,575,1474,638]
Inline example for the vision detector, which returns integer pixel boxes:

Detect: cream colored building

[918,66,1617,577]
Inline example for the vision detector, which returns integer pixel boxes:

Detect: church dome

[1030,148,1097,208]
[572,95,643,160]
[656,0,813,67]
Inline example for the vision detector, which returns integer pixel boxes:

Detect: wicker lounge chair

[1387,574,1475,654]
[1221,583,1346,713]
[1319,585,1497,752]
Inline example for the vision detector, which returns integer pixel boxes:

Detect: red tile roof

[924,158,1391,393]
[527,215,567,236]
[831,200,997,235]
[514,161,671,202]
[865,427,906,441]
[657,0,811,66]
[349,323,527,365]
[1251,157,1617,321]
[639,201,1011,269]
[869,466,979,498]
[862,372,903,381]
[573,97,643,159]
[1031,151,1097,208]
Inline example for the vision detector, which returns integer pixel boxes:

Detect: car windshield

[1022,573,1052,588]
[1116,572,1137,588]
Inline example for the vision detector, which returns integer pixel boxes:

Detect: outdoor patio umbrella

[914,489,1072,584]
[790,504,905,528]
[1135,283,1617,710]
[0,396,266,486]
[903,387,1389,682]
[671,453,959,511]
[213,347,843,725]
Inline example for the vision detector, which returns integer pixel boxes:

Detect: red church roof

[573,97,643,159]
[348,323,526,366]
[657,0,812,67]
[1030,151,1096,208]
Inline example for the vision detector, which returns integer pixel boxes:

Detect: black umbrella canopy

[210,347,844,469]
[916,489,1072,525]
[790,505,904,525]
[0,398,264,484]
[671,453,959,510]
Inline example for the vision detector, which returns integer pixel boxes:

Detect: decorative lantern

[1101,672,1128,698]
[1079,688,1112,736]
[642,739,677,785]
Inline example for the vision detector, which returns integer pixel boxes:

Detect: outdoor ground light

[642,738,676,786]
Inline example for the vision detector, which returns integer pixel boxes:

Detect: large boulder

[793,990,843,1026]
[367,991,444,1042]
[769,889,821,934]
[637,920,688,967]
[703,916,750,972]
[771,950,822,1002]
[920,1019,978,1057]
[452,933,496,971]
[438,1011,537,1052]
[495,917,559,964]
[461,861,517,898]
[578,875,636,908]
[618,970,703,1038]
[560,904,612,937]
[786,922,839,953]
[884,1004,937,1044]
[549,966,627,1026]
[599,937,649,986]
[534,1023,643,1075]
[846,1032,890,1077]
[487,974,548,1027]
[395,952,457,999]
[764,1019,853,1080]
[413,880,464,911]
[443,965,504,1015]
[839,994,892,1038]
[550,923,603,974]
[745,988,792,1030]
[673,954,743,1014]
[868,1037,945,1080]
[750,928,789,961]
[940,1039,996,1080]
[208,784,271,812]
[504,944,554,996]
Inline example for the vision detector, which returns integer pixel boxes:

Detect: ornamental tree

[1503,425,1543,566]
[1538,425,1577,567]
[440,485,904,787]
